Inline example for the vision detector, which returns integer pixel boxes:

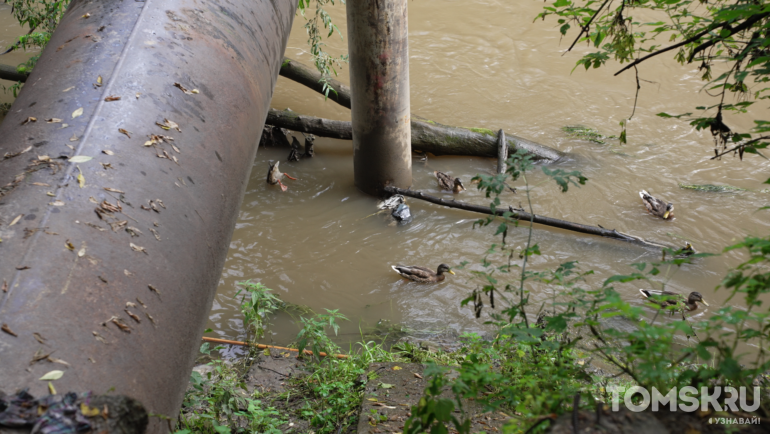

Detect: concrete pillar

[346,0,412,195]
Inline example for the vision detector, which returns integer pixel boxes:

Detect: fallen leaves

[143,134,174,147]
[3,145,32,160]
[147,284,161,298]
[48,356,70,367]
[33,332,46,344]
[92,331,107,344]
[105,316,131,333]
[125,310,141,323]
[1,323,18,337]
[130,243,147,254]
[63,86,75,92]
[21,117,37,125]
[70,134,78,142]
[40,370,64,381]
[82,12,91,18]
[104,187,124,193]
[72,108,83,119]
[174,82,199,94]
[77,166,85,188]
[69,156,92,163]
[104,95,121,102]
[156,119,181,132]
[2,280,7,293]
[102,150,114,156]
[118,128,131,138]
[81,403,100,417]
[9,214,22,226]
[16,265,30,270]
[49,200,65,206]
[46,118,63,123]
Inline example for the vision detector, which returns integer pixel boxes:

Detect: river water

[1,2,768,352]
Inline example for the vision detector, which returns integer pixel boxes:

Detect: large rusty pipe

[0,0,295,431]
[347,0,412,195]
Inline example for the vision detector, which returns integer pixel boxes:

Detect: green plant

[537,0,770,171]
[235,280,283,341]
[295,308,346,361]
[296,0,348,97]
[4,0,70,88]
[405,147,770,432]
[176,343,287,434]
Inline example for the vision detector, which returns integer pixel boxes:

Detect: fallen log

[0,63,28,83]
[277,57,564,162]
[266,108,564,161]
[384,186,678,250]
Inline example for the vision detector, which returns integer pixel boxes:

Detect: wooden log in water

[277,57,564,162]
[0,63,28,83]
[383,186,677,249]
[266,108,564,161]
[497,129,507,174]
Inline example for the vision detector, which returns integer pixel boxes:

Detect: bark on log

[277,57,564,162]
[497,129,507,174]
[266,108,564,161]
[383,186,677,249]
[280,58,350,108]
[0,63,28,83]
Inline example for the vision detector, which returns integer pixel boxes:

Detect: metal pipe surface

[347,0,412,195]
[0,0,295,431]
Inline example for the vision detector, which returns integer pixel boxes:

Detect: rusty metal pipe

[347,0,412,195]
[0,0,295,431]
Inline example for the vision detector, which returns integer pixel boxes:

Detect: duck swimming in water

[434,171,465,193]
[639,289,708,312]
[639,190,674,219]
[391,263,455,283]
[266,160,296,192]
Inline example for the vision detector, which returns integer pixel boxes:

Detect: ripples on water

[206,0,770,347]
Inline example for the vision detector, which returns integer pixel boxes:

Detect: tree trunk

[277,57,564,162]
[384,186,676,249]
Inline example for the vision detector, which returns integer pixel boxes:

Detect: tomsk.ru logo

[608,386,761,413]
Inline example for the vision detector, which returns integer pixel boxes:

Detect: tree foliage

[538,0,770,169]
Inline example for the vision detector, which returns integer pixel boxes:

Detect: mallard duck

[434,171,465,193]
[639,190,674,219]
[639,289,709,312]
[266,160,296,192]
[391,263,455,283]
[676,242,696,258]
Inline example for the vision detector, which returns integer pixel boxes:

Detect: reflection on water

[204,1,770,347]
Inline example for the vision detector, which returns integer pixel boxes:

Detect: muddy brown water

[1,3,768,356]
[206,0,770,356]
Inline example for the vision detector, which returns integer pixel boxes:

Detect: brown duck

[434,171,465,193]
[266,160,296,192]
[391,263,455,283]
[639,190,674,219]
[639,289,709,312]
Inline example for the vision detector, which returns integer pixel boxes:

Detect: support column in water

[347,0,412,195]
